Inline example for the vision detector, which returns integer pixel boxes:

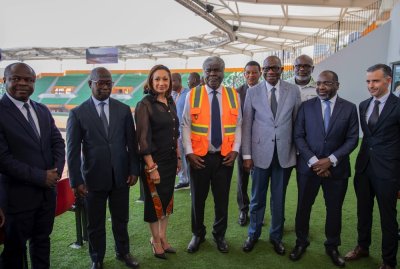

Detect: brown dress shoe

[344,245,369,261]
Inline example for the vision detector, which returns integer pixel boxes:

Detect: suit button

[275,126,278,128]
[369,147,373,150]
[272,139,275,142]
[324,140,327,143]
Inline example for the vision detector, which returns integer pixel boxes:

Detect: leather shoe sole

[187,235,205,253]
[214,238,229,253]
[270,240,285,255]
[116,253,139,268]
[242,237,257,252]
[326,249,345,267]
[344,246,369,261]
[289,245,307,261]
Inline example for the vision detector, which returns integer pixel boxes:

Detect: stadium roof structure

[0,0,392,61]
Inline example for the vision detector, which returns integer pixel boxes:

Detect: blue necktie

[211,90,222,148]
[324,100,331,132]
[23,103,40,139]
[99,102,109,136]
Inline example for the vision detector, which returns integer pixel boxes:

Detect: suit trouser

[190,152,233,239]
[85,186,130,263]
[236,152,250,213]
[295,173,348,249]
[2,198,55,269]
[248,153,291,242]
[177,138,190,184]
[354,165,398,267]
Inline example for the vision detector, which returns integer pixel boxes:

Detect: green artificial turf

[1,145,398,268]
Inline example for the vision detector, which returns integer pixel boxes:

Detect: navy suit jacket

[67,97,139,191]
[0,94,65,214]
[294,96,359,178]
[355,93,400,179]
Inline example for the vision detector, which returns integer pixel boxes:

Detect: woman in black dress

[135,65,181,259]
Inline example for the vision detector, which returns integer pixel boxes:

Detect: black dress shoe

[187,235,205,253]
[326,248,345,267]
[270,240,285,255]
[116,253,140,268]
[242,237,258,252]
[213,237,228,253]
[91,262,103,269]
[289,245,307,261]
[238,211,248,226]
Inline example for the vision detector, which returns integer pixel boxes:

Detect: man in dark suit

[345,64,400,269]
[67,67,140,269]
[0,62,65,269]
[236,60,261,226]
[291,70,359,267]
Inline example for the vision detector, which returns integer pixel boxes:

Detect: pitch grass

[2,146,398,269]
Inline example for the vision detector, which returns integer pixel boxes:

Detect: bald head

[294,54,314,86]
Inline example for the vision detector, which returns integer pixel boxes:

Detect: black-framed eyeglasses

[9,76,35,83]
[316,81,337,87]
[294,64,313,70]
[91,80,114,87]
[262,66,281,72]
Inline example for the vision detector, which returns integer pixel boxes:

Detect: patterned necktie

[324,100,331,132]
[270,87,278,118]
[99,102,109,136]
[211,90,222,148]
[368,100,381,131]
[23,102,40,139]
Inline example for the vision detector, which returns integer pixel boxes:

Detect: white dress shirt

[6,92,41,136]
[265,80,281,105]
[308,94,339,167]
[365,90,390,122]
[92,96,110,124]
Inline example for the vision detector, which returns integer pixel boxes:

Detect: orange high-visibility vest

[189,85,239,156]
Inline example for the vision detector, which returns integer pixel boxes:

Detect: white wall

[313,22,392,107]
[387,2,400,64]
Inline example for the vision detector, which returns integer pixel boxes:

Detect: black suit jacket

[67,97,139,191]
[355,93,400,179]
[0,94,65,214]
[236,84,249,112]
[294,96,359,178]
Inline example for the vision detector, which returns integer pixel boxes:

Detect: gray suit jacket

[242,80,301,169]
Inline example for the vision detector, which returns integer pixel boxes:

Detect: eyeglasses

[262,66,281,72]
[294,64,313,70]
[91,80,114,87]
[316,81,337,87]
[9,76,35,83]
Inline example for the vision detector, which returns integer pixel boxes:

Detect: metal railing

[265,0,397,79]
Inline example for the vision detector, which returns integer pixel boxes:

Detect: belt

[207,151,221,155]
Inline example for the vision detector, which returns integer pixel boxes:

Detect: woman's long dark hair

[144,64,173,97]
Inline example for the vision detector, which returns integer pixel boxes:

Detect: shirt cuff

[308,156,319,167]
[243,155,251,160]
[328,154,338,167]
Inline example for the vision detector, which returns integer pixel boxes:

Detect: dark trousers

[85,186,130,263]
[190,153,233,239]
[236,153,250,213]
[2,198,55,269]
[248,153,291,242]
[295,173,348,249]
[354,165,398,267]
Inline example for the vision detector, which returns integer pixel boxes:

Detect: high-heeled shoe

[161,241,177,254]
[149,240,167,259]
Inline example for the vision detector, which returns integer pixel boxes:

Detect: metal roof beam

[233,0,375,8]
